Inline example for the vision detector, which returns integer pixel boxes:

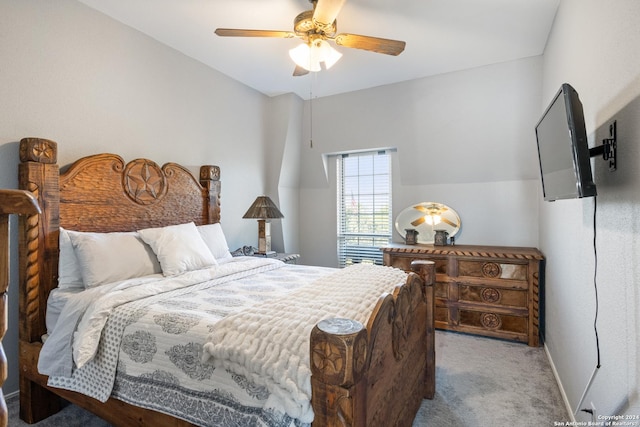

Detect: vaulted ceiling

[78,0,560,99]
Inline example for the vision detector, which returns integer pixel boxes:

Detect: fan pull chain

[309,73,318,148]
[309,88,313,148]
[309,73,316,148]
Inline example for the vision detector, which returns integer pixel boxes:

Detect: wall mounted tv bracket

[589,120,617,171]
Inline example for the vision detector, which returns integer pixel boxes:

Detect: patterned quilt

[44,258,334,427]
[203,263,409,423]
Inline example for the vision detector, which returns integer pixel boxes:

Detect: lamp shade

[317,40,342,69]
[289,43,320,72]
[243,196,284,219]
[289,39,342,72]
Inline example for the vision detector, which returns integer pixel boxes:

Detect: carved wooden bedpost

[0,189,41,427]
[310,261,436,427]
[310,318,368,427]
[411,260,436,399]
[17,138,62,423]
[199,165,221,224]
[18,138,59,344]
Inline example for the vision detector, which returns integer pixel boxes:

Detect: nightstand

[253,253,300,264]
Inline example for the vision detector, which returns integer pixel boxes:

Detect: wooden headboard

[17,137,221,343]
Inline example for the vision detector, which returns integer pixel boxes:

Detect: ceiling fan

[215,0,406,76]
[411,203,458,228]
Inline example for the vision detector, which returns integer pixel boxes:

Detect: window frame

[336,149,393,267]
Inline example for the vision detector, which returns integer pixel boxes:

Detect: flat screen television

[535,83,597,201]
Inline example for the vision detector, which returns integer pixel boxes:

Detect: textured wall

[0,0,267,394]
[298,57,543,266]
[540,0,640,420]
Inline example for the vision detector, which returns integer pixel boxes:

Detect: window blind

[337,150,392,267]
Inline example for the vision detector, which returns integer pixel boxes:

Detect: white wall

[264,93,304,255]
[540,0,640,419]
[298,57,543,266]
[0,0,269,394]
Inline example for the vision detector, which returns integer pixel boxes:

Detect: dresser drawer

[458,284,527,308]
[435,306,449,324]
[457,260,528,281]
[434,281,448,299]
[387,256,448,275]
[458,308,528,336]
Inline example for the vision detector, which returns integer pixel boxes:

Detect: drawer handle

[482,262,502,278]
[481,287,501,303]
[480,312,502,329]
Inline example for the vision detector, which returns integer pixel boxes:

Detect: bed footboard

[310,261,435,426]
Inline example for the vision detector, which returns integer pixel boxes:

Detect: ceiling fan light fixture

[289,39,342,72]
[425,214,442,226]
[289,43,319,72]
[317,39,342,69]
[217,0,405,78]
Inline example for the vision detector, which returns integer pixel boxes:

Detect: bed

[16,137,436,427]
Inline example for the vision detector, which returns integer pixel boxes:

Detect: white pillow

[138,222,217,276]
[68,231,162,288]
[58,227,84,289]
[197,223,233,261]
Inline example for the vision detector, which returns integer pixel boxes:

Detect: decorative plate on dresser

[381,244,544,346]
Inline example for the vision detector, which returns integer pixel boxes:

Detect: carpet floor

[7,330,569,426]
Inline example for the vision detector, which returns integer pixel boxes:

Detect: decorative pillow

[58,227,84,289]
[138,222,217,276]
[68,231,162,288]
[197,223,233,261]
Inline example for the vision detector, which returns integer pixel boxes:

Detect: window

[337,150,392,267]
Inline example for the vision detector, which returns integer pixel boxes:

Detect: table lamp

[243,196,284,255]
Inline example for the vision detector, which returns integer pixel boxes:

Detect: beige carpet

[8,331,568,426]
[412,331,568,426]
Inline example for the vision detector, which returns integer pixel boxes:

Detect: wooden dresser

[381,244,544,346]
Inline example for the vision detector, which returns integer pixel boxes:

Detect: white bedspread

[40,257,341,426]
[202,264,408,423]
[39,257,285,377]
[38,259,409,426]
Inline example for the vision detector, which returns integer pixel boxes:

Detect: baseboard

[544,342,575,422]
[4,390,18,401]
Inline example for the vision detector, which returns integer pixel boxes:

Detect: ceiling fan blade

[411,217,426,227]
[293,65,309,77]
[441,218,458,228]
[215,28,296,38]
[334,33,406,56]
[313,0,347,26]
